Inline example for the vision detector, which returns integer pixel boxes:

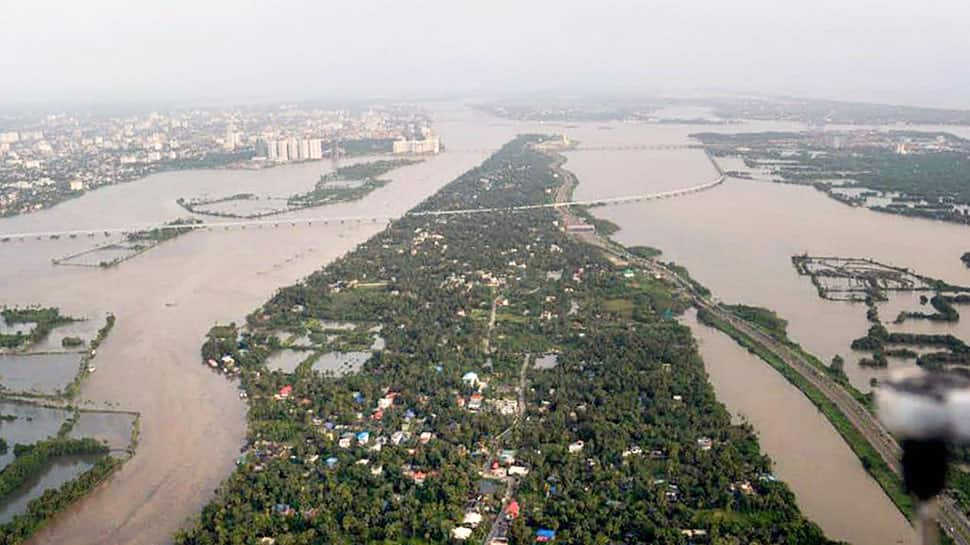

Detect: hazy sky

[3,0,969,108]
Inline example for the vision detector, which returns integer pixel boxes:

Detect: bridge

[445,144,698,154]
[0,175,725,243]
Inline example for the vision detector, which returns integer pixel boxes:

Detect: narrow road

[480,353,531,545]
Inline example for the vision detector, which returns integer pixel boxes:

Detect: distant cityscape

[0,105,441,216]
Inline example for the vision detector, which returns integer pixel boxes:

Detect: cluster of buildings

[255,137,324,162]
[809,130,967,154]
[392,135,440,155]
[0,104,439,216]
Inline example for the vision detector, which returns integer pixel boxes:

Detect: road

[546,148,970,545]
[480,353,531,545]
[0,177,724,241]
[621,246,970,545]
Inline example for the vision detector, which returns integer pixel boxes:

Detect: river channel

[1,106,966,544]
[547,117,970,545]
[0,105,504,545]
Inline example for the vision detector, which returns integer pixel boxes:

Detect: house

[697,437,713,451]
[498,449,517,465]
[462,371,480,387]
[462,511,483,527]
[277,385,293,399]
[504,500,520,520]
[622,445,642,458]
[508,465,530,476]
[370,464,383,476]
[274,503,295,516]
[338,433,354,449]
[419,431,434,444]
[468,394,483,411]
[357,431,370,445]
[535,529,556,542]
[567,440,584,454]
[411,471,428,485]
[325,457,338,468]
[451,527,473,541]
[391,431,407,445]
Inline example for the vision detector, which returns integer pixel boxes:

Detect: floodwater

[2,104,964,544]
[0,401,71,470]
[0,352,82,395]
[0,104,503,545]
[0,454,102,525]
[311,351,370,376]
[683,310,916,545]
[265,349,310,373]
[69,411,137,452]
[537,117,970,544]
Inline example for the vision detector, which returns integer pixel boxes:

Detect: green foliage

[60,336,83,348]
[0,438,109,498]
[179,136,834,545]
[0,307,74,350]
[723,304,788,340]
[0,455,121,543]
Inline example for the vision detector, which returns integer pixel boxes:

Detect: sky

[2,0,969,109]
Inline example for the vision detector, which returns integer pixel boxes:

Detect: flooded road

[0,105,505,545]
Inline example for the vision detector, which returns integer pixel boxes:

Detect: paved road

[480,354,530,545]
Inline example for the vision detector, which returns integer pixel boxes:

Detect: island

[178,136,832,544]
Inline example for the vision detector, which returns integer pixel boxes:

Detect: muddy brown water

[683,310,916,545]
[0,105,505,545]
[2,106,967,544]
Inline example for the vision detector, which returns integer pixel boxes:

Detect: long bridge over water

[0,175,725,242]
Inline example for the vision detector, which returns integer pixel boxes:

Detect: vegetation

[695,131,970,225]
[339,138,396,156]
[627,245,663,259]
[963,252,970,269]
[126,218,203,245]
[0,438,108,498]
[696,308,912,518]
[60,336,83,348]
[895,294,959,323]
[0,307,75,350]
[289,159,421,207]
[64,314,115,399]
[178,137,835,544]
[0,454,122,544]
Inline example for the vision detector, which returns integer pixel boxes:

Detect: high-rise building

[299,139,311,160]
[276,140,289,162]
[393,136,440,155]
[286,138,299,161]
[307,139,323,159]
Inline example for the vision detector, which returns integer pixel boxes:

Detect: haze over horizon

[3,0,970,110]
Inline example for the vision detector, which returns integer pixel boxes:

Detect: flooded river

[1,105,966,544]
[683,310,916,545]
[547,118,970,544]
[0,105,503,545]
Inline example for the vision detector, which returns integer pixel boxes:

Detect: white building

[393,136,440,155]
